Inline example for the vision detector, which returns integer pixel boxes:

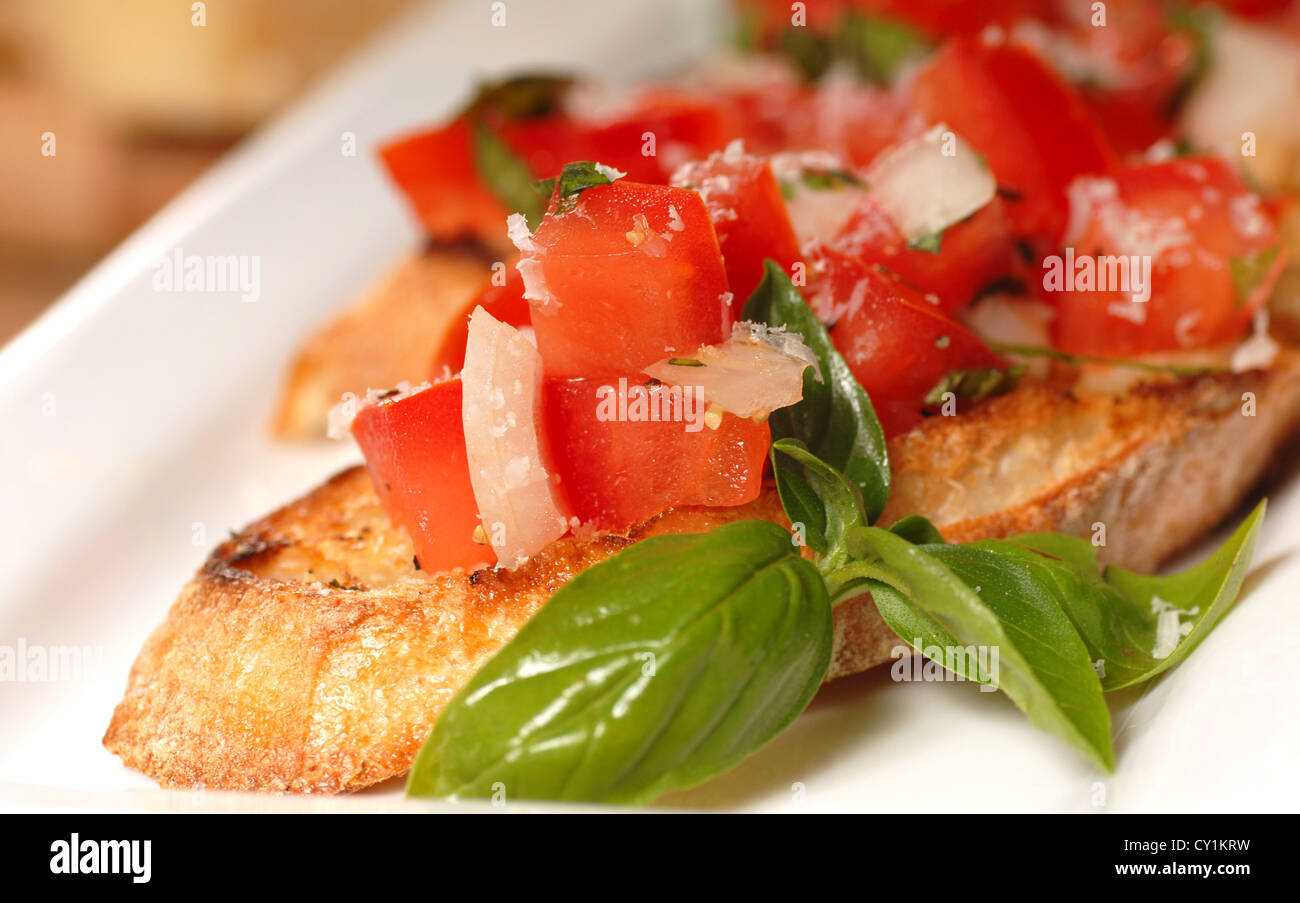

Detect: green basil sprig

[407,521,831,804]
[845,530,1114,770]
[996,502,1265,690]
[743,260,891,522]
[770,437,866,574]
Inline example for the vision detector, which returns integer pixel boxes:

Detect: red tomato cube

[351,379,494,572]
[673,146,803,303]
[808,247,1005,437]
[517,180,732,378]
[543,376,770,530]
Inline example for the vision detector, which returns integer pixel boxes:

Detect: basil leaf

[1102,502,1264,687]
[742,260,891,523]
[468,73,573,120]
[964,539,1155,691]
[770,438,866,573]
[922,365,1025,407]
[996,502,1266,691]
[473,122,545,229]
[888,514,946,546]
[1230,246,1280,309]
[836,13,932,85]
[845,527,1114,770]
[533,160,620,215]
[407,520,833,805]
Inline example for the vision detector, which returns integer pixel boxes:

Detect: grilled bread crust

[271,248,489,439]
[106,344,1300,792]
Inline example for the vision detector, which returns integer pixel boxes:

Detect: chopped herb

[328,578,361,591]
[989,341,1227,376]
[473,122,546,229]
[467,74,573,121]
[1230,246,1280,309]
[667,357,705,367]
[780,27,834,81]
[835,12,932,85]
[907,231,944,254]
[532,161,621,215]
[800,167,864,191]
[1165,6,1215,115]
[469,570,482,585]
[923,365,1026,407]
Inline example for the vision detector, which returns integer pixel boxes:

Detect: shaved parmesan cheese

[461,306,570,568]
[1231,310,1279,372]
[642,323,813,419]
[1151,596,1198,660]
[864,123,995,243]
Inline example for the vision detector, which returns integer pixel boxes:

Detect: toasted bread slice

[106,346,1300,792]
[271,247,490,439]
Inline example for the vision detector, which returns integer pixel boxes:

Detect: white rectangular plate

[2,0,1298,814]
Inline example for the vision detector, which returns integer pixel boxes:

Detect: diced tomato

[517,180,732,379]
[805,78,920,169]
[430,263,531,376]
[543,376,770,530]
[808,247,1006,437]
[673,148,802,302]
[381,95,733,244]
[909,34,1116,247]
[351,379,494,572]
[1022,0,1199,155]
[1047,157,1286,355]
[379,120,508,241]
[832,195,1015,313]
[1205,0,1296,19]
[846,0,1058,38]
[499,93,730,184]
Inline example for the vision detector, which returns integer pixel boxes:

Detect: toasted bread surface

[271,248,489,439]
[107,345,1300,792]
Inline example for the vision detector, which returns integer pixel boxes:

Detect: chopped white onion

[1182,19,1300,192]
[864,123,995,243]
[642,323,813,419]
[461,306,570,568]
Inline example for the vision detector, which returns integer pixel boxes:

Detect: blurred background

[0,0,417,344]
